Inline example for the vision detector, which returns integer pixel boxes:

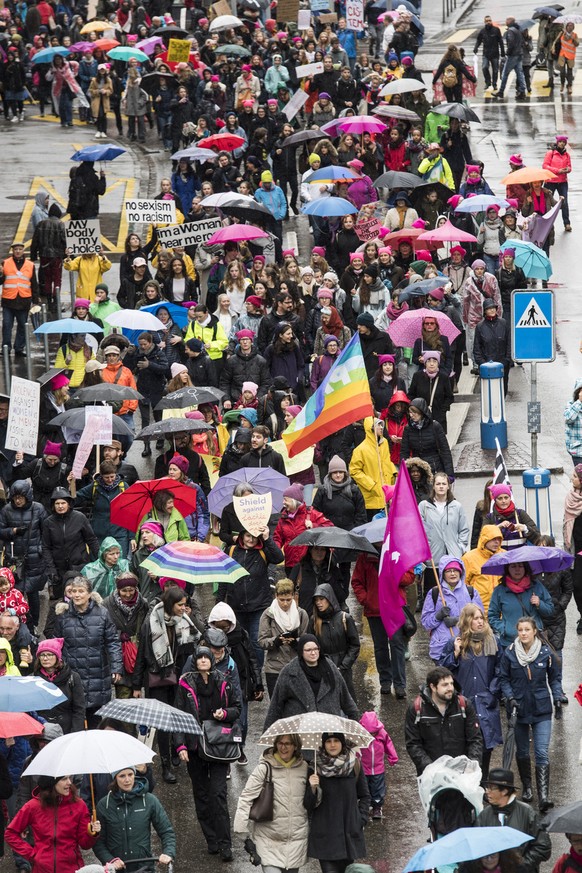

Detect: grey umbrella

[96,698,202,734]
[75,384,143,403]
[135,418,212,439]
[155,386,224,411]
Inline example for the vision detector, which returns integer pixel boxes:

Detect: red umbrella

[198,133,246,152]
[0,712,44,739]
[381,227,439,251]
[94,38,120,51]
[417,220,478,243]
[110,477,198,532]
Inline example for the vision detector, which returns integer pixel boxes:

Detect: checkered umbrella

[96,698,202,735]
[259,712,373,750]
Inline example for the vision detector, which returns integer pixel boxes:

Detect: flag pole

[430,558,455,637]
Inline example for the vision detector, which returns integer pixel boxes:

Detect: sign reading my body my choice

[65,219,102,255]
[124,199,177,224]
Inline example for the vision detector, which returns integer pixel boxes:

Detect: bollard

[24,323,33,381]
[479,361,507,449]
[56,285,62,315]
[68,271,76,311]
[2,345,10,394]
[41,304,51,371]
[523,467,552,536]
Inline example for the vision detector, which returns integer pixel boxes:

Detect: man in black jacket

[31,204,67,304]
[474,15,505,91]
[356,313,395,378]
[240,426,286,475]
[495,17,527,99]
[125,332,169,458]
[476,769,551,871]
[211,152,242,194]
[220,332,270,406]
[309,56,340,99]
[257,293,305,352]
[473,300,512,396]
[405,666,483,775]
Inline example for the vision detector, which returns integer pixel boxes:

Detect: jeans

[366,772,386,805]
[514,718,552,766]
[367,616,406,690]
[59,89,73,126]
[547,181,570,225]
[237,609,264,668]
[499,56,526,94]
[2,304,28,353]
[482,55,500,88]
[483,253,499,275]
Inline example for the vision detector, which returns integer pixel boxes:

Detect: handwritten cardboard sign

[5,377,40,456]
[355,217,382,241]
[65,219,102,255]
[233,492,273,537]
[167,38,191,63]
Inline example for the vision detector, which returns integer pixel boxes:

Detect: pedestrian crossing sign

[512,290,555,362]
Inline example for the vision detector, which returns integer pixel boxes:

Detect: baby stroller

[418,755,484,841]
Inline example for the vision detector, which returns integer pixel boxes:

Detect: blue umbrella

[403,827,533,873]
[518,18,536,28]
[307,166,359,183]
[481,544,574,576]
[208,468,290,517]
[455,195,510,213]
[533,5,561,17]
[71,145,126,162]
[302,197,359,217]
[500,240,552,280]
[0,676,67,712]
[34,318,103,335]
[31,46,70,64]
[122,301,189,345]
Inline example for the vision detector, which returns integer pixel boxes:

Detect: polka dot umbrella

[258,712,373,751]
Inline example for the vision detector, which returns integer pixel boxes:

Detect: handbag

[121,639,138,675]
[199,719,241,763]
[402,604,418,640]
[148,668,177,688]
[249,761,274,822]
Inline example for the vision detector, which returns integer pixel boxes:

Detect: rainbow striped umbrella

[140,541,247,586]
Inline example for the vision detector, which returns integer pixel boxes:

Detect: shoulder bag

[198,719,242,763]
[249,761,274,822]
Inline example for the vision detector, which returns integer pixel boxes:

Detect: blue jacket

[563,381,582,456]
[500,641,561,723]
[440,636,503,748]
[171,171,200,214]
[337,29,357,58]
[254,184,287,221]
[487,579,554,648]
[421,555,484,661]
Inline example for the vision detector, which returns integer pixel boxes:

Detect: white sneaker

[18,113,23,122]
[10,116,17,123]
[95,132,101,138]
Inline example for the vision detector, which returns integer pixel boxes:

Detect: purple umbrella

[481,544,574,576]
[136,35,164,54]
[69,41,95,52]
[208,468,289,517]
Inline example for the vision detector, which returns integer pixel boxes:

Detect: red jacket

[273,504,333,568]
[6,793,96,873]
[383,141,410,172]
[542,147,571,178]
[352,552,415,617]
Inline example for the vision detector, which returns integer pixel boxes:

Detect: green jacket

[138,507,190,543]
[89,298,121,335]
[94,776,176,864]
[80,536,130,598]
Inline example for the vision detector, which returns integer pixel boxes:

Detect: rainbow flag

[282,334,373,457]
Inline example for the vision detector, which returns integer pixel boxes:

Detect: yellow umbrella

[80,20,110,33]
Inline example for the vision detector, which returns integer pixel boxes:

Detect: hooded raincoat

[349,417,396,510]
[80,536,130,598]
[421,556,485,661]
[461,524,505,612]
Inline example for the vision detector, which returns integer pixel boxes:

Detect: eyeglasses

[39,652,56,658]
[277,741,295,747]
[303,647,319,653]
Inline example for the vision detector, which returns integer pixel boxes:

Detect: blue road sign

[512,290,555,363]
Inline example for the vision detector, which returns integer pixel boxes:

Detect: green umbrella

[217,44,251,57]
[107,46,149,62]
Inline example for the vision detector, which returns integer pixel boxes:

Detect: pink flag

[378,463,431,637]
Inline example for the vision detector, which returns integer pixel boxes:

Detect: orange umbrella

[94,38,120,51]
[80,20,111,33]
[500,167,558,185]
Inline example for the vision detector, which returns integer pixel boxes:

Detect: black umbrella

[48,409,134,436]
[220,199,277,227]
[282,129,326,148]
[153,24,189,40]
[38,368,73,387]
[533,5,561,16]
[409,181,455,207]
[289,526,378,555]
[502,708,517,770]
[75,384,143,403]
[135,418,212,440]
[374,170,424,189]
[140,72,179,95]
[155,386,224,411]
[541,800,582,832]
[432,102,482,123]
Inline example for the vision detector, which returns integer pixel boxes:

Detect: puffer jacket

[52,593,123,709]
[308,583,360,676]
[41,495,99,582]
[532,569,573,651]
[488,577,554,648]
[359,710,398,775]
[234,751,310,869]
[312,476,367,531]
[419,498,470,565]
[349,417,396,510]
[217,535,284,613]
[462,524,505,613]
[400,399,454,478]
[473,314,511,367]
[421,555,485,661]
[103,589,150,686]
[5,792,97,873]
[125,344,168,404]
[500,641,561,723]
[219,349,271,402]
[273,504,333,568]
[80,536,130,598]
[257,602,310,676]
[33,662,86,734]
[0,480,47,594]
[94,776,176,865]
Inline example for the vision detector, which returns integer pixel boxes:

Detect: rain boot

[161,757,177,784]
[536,764,553,812]
[516,757,533,802]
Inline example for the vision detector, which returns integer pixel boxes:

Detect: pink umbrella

[417,219,478,243]
[320,119,345,138]
[387,308,461,347]
[206,225,270,245]
[136,35,164,54]
[337,116,387,135]
[378,10,399,20]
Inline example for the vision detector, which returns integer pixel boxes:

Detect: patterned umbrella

[259,712,373,750]
[141,541,248,585]
[387,307,461,347]
[155,386,224,410]
[96,698,202,734]
[0,676,67,712]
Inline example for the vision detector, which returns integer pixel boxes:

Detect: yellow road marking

[445,28,476,44]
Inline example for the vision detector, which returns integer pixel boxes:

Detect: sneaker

[237,750,248,765]
[577,618,582,635]
[220,849,233,863]
[372,804,383,820]
[18,113,23,122]
[395,687,406,700]
[226,764,231,779]
[565,224,572,232]
[462,353,469,366]
[11,116,18,123]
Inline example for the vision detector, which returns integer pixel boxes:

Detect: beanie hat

[300,266,314,277]
[502,247,516,259]
[356,312,374,327]
[378,354,395,365]
[401,56,413,65]
[49,374,70,390]
[443,558,463,573]
[422,350,441,363]
[261,170,273,183]
[450,245,466,256]
[447,194,463,209]
[74,298,90,309]
[297,633,320,657]
[486,204,500,214]
[347,158,364,170]
[317,288,334,299]
[323,334,338,347]
[284,483,305,503]
[115,574,138,590]
[169,453,189,475]
[308,153,321,166]
[411,218,427,229]
[41,723,64,742]
[472,259,486,270]
[242,381,258,396]
[236,329,255,339]
[415,249,432,263]
[312,246,325,256]
[350,252,364,263]
[252,254,266,264]
[363,265,378,279]
[409,261,428,276]
[428,287,445,301]
[185,410,204,420]
[286,404,302,417]
[241,63,252,72]
[186,338,204,352]
[267,98,278,105]
[37,638,64,659]
[379,246,392,256]
[509,153,523,166]
[170,363,188,378]
[158,575,186,590]
[141,520,165,538]
[112,765,137,778]
[319,91,330,99]
[489,483,512,499]
[328,454,347,474]
[37,775,58,792]
[43,440,62,458]
[234,428,251,444]
[245,296,263,307]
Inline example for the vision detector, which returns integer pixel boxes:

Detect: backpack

[414,692,466,723]
[68,172,88,218]
[431,586,475,606]
[442,64,458,88]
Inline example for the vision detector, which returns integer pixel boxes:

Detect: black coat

[289,557,347,613]
[476,798,551,871]
[218,445,247,477]
[240,445,286,475]
[263,655,359,728]
[52,594,123,710]
[312,481,367,531]
[308,584,360,676]
[532,569,573,651]
[219,350,271,403]
[400,401,454,478]
[307,765,369,861]
[125,345,168,404]
[217,537,284,614]
[369,375,407,414]
[408,370,454,431]
[0,483,47,593]
[174,669,241,751]
[17,458,70,510]
[473,315,511,367]
[42,508,99,580]
[154,448,210,494]
[132,602,200,689]
[185,351,217,388]
[405,685,483,775]
[34,663,86,734]
[360,327,395,378]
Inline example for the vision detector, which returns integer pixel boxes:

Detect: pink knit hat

[141,521,165,538]
[349,252,364,263]
[169,453,189,475]
[49,374,70,391]
[170,363,188,378]
[489,483,512,499]
[415,250,432,263]
[242,381,258,396]
[185,410,204,420]
[43,440,62,458]
[37,638,64,659]
[286,405,302,418]
[283,483,304,502]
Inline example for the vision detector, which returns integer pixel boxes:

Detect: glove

[508,698,518,716]
[435,606,451,621]
[443,615,458,628]
[554,701,562,720]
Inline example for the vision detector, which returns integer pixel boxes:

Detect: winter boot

[516,757,533,802]
[535,764,553,812]
[161,757,177,784]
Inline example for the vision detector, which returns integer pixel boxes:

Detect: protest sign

[156,218,222,248]
[211,0,231,16]
[201,454,221,488]
[270,439,314,476]
[282,88,309,121]
[5,377,40,456]
[318,12,338,22]
[355,217,382,241]
[71,410,103,479]
[65,219,102,255]
[277,0,300,21]
[346,0,364,29]
[124,199,176,224]
[234,492,273,537]
[295,61,323,78]
[167,38,191,63]
[311,0,331,10]
[298,9,311,28]
[86,405,112,446]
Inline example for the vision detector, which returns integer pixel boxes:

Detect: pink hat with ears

[415,250,432,262]
[489,483,512,500]
[379,246,392,255]
[382,484,395,503]
[158,576,186,590]
[447,194,463,209]
[412,218,427,229]
[506,198,519,210]
[350,252,364,263]
[37,638,64,659]
[486,204,500,214]
[378,227,390,239]
[312,246,326,257]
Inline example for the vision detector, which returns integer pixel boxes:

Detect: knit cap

[283,483,305,502]
[328,454,347,474]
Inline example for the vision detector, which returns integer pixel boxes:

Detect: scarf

[317,747,356,778]
[505,575,531,595]
[469,630,498,657]
[324,305,345,339]
[425,369,439,380]
[514,635,541,667]
[532,190,545,214]
[269,598,300,633]
[149,602,194,668]
[274,752,297,767]
[563,487,582,549]
[385,300,409,321]
[495,499,516,518]
[98,474,122,492]
[113,589,139,620]
[323,472,353,499]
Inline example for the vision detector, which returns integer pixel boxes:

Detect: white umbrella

[379,78,428,97]
[22,729,156,777]
[200,192,255,207]
[258,712,373,750]
[209,14,243,30]
[106,310,165,332]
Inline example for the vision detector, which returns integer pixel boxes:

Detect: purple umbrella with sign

[481,544,574,576]
[208,468,289,517]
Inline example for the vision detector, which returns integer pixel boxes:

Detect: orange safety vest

[2,257,34,300]
[560,32,577,61]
